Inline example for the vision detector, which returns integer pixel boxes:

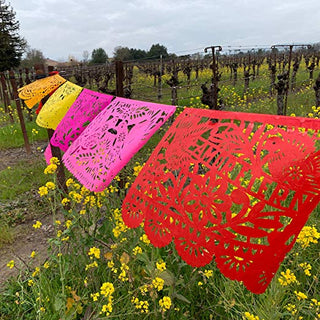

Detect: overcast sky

[8,0,320,61]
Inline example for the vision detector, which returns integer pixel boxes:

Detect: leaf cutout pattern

[122,108,320,294]
[50,89,114,151]
[36,82,83,129]
[63,97,176,192]
[18,74,66,109]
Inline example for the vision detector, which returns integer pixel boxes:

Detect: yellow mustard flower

[156,260,166,272]
[132,246,142,256]
[7,260,15,269]
[159,296,172,311]
[243,312,260,320]
[278,269,297,286]
[33,221,42,229]
[152,277,164,291]
[38,186,48,197]
[88,247,101,259]
[296,226,320,248]
[45,181,56,190]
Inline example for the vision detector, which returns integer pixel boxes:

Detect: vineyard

[0,46,320,320]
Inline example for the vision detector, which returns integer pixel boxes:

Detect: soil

[0,214,55,286]
[0,142,55,288]
[0,141,47,171]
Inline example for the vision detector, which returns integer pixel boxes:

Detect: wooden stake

[8,70,31,154]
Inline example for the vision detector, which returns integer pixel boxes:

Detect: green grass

[0,158,47,200]
[0,221,14,248]
[0,63,320,320]
[0,121,48,149]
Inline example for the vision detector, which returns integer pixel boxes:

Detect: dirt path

[0,142,54,287]
[0,141,47,171]
[0,214,55,286]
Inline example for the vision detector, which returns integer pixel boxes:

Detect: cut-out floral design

[122,108,320,293]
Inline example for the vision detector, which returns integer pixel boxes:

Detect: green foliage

[90,48,108,64]
[147,43,168,59]
[0,220,14,248]
[0,0,26,71]
[0,121,47,149]
[113,46,132,61]
[20,47,45,69]
[0,169,319,319]
[0,61,320,320]
[0,158,47,200]
[113,43,168,61]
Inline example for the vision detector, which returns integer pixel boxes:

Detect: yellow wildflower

[278,269,297,286]
[131,297,149,313]
[285,303,297,315]
[101,303,113,315]
[243,312,260,320]
[91,292,100,301]
[38,186,48,197]
[44,164,57,174]
[204,269,213,279]
[294,291,307,300]
[159,296,172,311]
[88,247,101,259]
[299,262,312,276]
[49,157,60,165]
[32,267,40,277]
[61,198,70,205]
[66,178,75,187]
[85,261,98,270]
[140,234,150,244]
[118,263,129,282]
[132,246,142,256]
[296,226,320,248]
[7,260,14,269]
[156,260,166,272]
[45,181,56,190]
[152,277,164,291]
[33,221,42,229]
[65,220,72,229]
[139,284,149,295]
[100,282,114,297]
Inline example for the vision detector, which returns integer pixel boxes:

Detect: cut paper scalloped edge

[36,81,83,130]
[50,88,114,152]
[122,108,320,294]
[63,97,176,192]
[18,74,66,109]
[44,144,52,165]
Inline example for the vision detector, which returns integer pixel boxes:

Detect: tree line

[0,0,172,70]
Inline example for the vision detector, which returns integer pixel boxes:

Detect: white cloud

[9,0,320,61]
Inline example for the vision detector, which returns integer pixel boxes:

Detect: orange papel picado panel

[18,74,66,109]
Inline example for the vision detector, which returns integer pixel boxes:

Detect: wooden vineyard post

[115,60,124,97]
[8,70,31,154]
[115,60,127,190]
[271,44,311,115]
[0,72,14,123]
[275,73,288,116]
[158,54,163,101]
[314,73,320,108]
[204,45,222,110]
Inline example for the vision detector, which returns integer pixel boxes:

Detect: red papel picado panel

[122,108,320,294]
